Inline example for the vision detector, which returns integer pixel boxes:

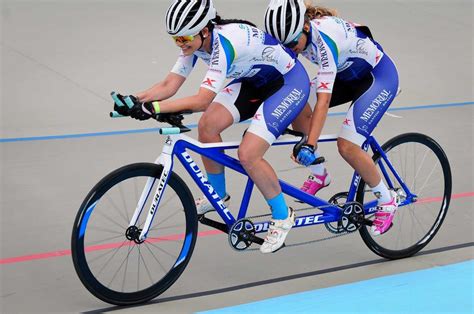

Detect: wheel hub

[125,226,145,244]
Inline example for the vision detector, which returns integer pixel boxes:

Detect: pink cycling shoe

[300,171,331,195]
[370,191,399,236]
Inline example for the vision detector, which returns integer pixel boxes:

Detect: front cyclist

[264,0,400,236]
[114,0,310,253]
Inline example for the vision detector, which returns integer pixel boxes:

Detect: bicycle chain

[241,205,357,252]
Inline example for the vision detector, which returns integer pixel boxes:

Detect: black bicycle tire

[71,163,197,305]
[357,133,452,259]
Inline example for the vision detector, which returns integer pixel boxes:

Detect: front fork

[128,139,175,242]
[352,138,417,215]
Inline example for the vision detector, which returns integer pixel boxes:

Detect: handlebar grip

[159,127,181,135]
[111,92,126,107]
[123,96,135,109]
[110,111,124,118]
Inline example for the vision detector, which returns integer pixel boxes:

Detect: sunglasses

[172,34,197,45]
[285,32,303,49]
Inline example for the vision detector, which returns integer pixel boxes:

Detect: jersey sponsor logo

[360,89,393,122]
[251,46,278,64]
[251,27,260,38]
[319,71,335,75]
[316,36,330,69]
[223,87,233,95]
[228,67,245,78]
[253,113,262,120]
[262,47,276,60]
[211,36,220,66]
[202,78,216,88]
[349,39,369,56]
[245,68,261,78]
[338,61,353,72]
[179,65,188,75]
[318,82,331,90]
[343,118,351,126]
[345,21,355,33]
[286,61,294,70]
[271,88,305,119]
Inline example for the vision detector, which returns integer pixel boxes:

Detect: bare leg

[238,132,281,199]
[337,137,380,187]
[198,102,234,174]
[291,103,312,134]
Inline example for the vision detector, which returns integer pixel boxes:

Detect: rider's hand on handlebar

[113,93,133,116]
[296,144,318,166]
[130,100,160,121]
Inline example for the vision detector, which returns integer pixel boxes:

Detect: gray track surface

[1,0,473,313]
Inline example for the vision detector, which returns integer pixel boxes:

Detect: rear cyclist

[114,0,310,252]
[264,0,400,235]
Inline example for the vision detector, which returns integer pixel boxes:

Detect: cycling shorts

[214,59,310,144]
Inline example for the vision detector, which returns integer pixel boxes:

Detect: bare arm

[307,93,332,148]
[136,72,186,102]
[157,87,216,113]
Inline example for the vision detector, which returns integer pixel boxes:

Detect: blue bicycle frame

[130,128,417,241]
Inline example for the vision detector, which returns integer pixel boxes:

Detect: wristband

[151,101,161,114]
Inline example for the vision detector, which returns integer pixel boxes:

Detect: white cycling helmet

[264,0,306,45]
[166,0,217,36]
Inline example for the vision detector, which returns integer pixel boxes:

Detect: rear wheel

[358,133,451,259]
[71,163,197,305]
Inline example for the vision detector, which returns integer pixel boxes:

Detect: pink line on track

[0,229,222,265]
[2,191,473,266]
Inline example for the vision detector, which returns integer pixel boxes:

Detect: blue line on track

[197,260,474,314]
[1,101,473,143]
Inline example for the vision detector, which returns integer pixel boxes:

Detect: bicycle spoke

[73,164,198,303]
[143,242,168,274]
[86,234,125,246]
[139,246,155,287]
[104,194,129,224]
[86,226,124,236]
[360,134,450,259]
[96,240,130,277]
[118,180,131,223]
[144,240,179,260]
[108,244,135,288]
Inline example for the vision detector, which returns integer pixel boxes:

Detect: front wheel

[71,163,197,305]
[357,133,452,259]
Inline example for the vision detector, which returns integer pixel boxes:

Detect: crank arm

[198,215,229,233]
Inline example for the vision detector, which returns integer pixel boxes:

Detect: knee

[337,137,357,158]
[198,114,221,140]
[238,146,258,170]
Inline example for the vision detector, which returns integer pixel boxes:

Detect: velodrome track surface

[1,0,472,313]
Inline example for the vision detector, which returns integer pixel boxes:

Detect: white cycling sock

[371,180,392,204]
[308,163,326,176]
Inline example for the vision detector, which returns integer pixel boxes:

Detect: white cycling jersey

[171,23,296,94]
[301,16,384,94]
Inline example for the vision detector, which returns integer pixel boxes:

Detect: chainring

[325,192,349,234]
[341,201,365,232]
[228,219,256,251]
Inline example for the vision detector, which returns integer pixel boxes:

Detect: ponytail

[206,14,257,31]
[304,0,338,20]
